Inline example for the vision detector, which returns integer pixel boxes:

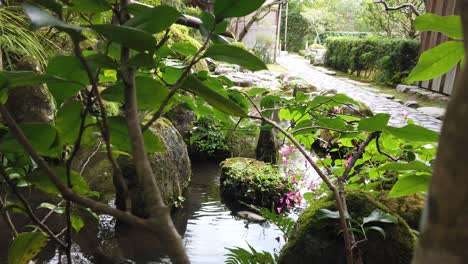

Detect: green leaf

[182,75,248,117]
[33,0,63,16]
[86,53,119,70]
[366,226,387,240]
[90,24,156,53]
[385,124,439,142]
[388,173,431,198]
[171,42,198,57]
[55,100,94,146]
[69,0,111,13]
[29,167,93,196]
[8,232,48,264]
[363,209,398,225]
[358,113,390,132]
[71,213,85,233]
[0,123,58,157]
[38,203,65,214]
[128,53,155,68]
[203,44,267,71]
[415,14,463,40]
[124,5,181,34]
[101,77,170,110]
[1,72,42,88]
[23,4,83,34]
[107,116,164,153]
[317,209,350,220]
[46,56,88,105]
[406,41,464,83]
[377,161,432,173]
[315,117,347,131]
[247,87,268,96]
[161,67,183,85]
[215,0,266,20]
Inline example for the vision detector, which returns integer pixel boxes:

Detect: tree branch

[245,94,354,264]
[374,0,422,16]
[119,0,189,262]
[142,25,212,131]
[0,165,67,249]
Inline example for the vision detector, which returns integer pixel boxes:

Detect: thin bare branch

[374,0,422,16]
[0,166,67,249]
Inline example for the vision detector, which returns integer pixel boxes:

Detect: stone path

[278,55,443,132]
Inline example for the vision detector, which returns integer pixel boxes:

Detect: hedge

[325,37,419,85]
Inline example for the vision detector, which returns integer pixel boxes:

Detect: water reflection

[176,161,284,264]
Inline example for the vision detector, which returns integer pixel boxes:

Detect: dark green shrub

[188,117,230,160]
[325,37,419,85]
[220,158,296,209]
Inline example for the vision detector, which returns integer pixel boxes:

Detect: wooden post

[284,0,289,52]
[274,2,283,62]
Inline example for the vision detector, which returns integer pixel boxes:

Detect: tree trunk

[412,2,468,263]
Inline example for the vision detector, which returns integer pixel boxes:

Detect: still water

[180,161,284,264]
[0,161,285,263]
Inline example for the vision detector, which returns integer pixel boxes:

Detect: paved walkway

[278,55,442,132]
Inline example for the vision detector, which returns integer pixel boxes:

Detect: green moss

[220,158,294,208]
[168,25,202,50]
[280,191,416,264]
[374,192,424,230]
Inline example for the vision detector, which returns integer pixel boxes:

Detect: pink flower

[345,156,353,167]
[401,110,409,121]
[282,156,288,163]
[276,207,282,214]
[279,197,284,203]
[279,145,295,156]
[322,142,328,149]
[326,153,331,159]
[333,106,342,114]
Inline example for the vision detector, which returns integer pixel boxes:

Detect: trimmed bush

[325,37,419,85]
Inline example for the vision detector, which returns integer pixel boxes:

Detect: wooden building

[419,0,460,95]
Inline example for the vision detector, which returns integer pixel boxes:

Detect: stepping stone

[404,101,420,108]
[382,94,395,99]
[314,66,337,76]
[418,107,446,120]
[396,84,419,93]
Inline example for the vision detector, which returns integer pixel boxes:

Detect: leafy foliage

[0,5,59,69]
[406,14,464,83]
[8,232,49,264]
[225,243,278,264]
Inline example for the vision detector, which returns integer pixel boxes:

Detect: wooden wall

[419,0,460,95]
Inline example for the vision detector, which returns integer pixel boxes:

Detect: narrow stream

[0,158,305,263]
[176,161,284,263]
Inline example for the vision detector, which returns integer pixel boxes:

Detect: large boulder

[4,60,54,123]
[73,118,191,209]
[279,191,416,264]
[165,105,195,139]
[220,157,294,209]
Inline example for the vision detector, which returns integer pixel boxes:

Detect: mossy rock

[279,191,416,264]
[374,192,425,230]
[227,131,258,159]
[220,158,293,208]
[119,118,192,215]
[73,118,191,209]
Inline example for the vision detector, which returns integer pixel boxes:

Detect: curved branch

[374,0,422,16]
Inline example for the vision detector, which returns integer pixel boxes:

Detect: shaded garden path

[278,54,443,132]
